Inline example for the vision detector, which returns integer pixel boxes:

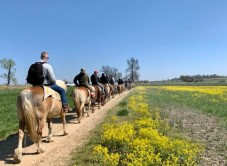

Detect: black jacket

[91,74,100,85]
[100,75,108,84]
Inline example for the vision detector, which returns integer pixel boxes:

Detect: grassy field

[146,86,227,126]
[70,87,205,165]
[1,85,227,164]
[0,86,74,140]
[0,88,22,140]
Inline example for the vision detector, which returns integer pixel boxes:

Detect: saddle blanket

[43,86,61,101]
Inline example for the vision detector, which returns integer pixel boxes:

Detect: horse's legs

[46,118,54,142]
[87,102,91,116]
[98,99,101,109]
[60,112,68,135]
[77,104,84,123]
[92,101,96,113]
[13,119,25,163]
[36,119,45,154]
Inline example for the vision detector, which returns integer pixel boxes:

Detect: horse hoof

[47,136,54,142]
[13,149,22,163]
[64,131,69,135]
[13,156,22,164]
[37,146,45,154]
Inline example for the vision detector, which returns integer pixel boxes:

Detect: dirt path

[0,91,131,166]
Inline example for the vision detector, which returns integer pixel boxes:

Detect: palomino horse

[109,83,115,98]
[91,85,105,112]
[126,82,132,90]
[14,80,68,163]
[117,84,124,95]
[102,83,111,102]
[71,86,94,123]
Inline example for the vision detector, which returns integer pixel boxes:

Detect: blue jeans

[50,84,68,105]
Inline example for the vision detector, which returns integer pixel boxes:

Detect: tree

[100,66,122,80]
[125,57,140,82]
[0,58,17,86]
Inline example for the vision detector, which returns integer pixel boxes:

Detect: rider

[109,76,115,85]
[73,68,95,97]
[91,70,105,95]
[100,73,109,84]
[128,79,132,85]
[40,52,70,112]
[118,78,124,85]
[125,79,128,88]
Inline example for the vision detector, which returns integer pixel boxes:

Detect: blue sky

[0,0,227,84]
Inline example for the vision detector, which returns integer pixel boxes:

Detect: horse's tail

[18,90,40,143]
[71,89,81,112]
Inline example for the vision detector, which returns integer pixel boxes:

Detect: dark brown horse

[14,80,68,163]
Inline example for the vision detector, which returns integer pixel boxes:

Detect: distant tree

[0,58,17,86]
[179,75,203,82]
[194,74,203,82]
[101,65,122,80]
[125,57,140,82]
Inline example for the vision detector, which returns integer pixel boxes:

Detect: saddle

[76,86,95,98]
[42,86,61,101]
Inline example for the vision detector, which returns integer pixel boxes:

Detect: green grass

[0,88,21,140]
[145,87,227,126]
[69,95,133,166]
[0,86,75,140]
[69,88,206,165]
[117,109,129,116]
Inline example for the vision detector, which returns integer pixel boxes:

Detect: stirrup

[62,104,70,113]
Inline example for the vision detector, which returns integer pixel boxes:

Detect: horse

[102,83,111,102]
[71,86,94,123]
[13,80,68,163]
[91,85,105,112]
[109,83,115,98]
[117,84,124,95]
[126,82,132,90]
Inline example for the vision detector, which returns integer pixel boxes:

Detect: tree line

[179,74,226,82]
[0,57,140,86]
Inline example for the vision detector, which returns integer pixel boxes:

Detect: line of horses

[13,81,134,163]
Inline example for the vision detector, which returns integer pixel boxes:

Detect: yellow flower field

[93,87,204,166]
[161,86,227,95]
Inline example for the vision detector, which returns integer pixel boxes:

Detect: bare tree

[126,57,140,82]
[101,66,122,80]
[0,58,17,86]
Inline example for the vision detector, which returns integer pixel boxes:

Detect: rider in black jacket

[91,70,105,94]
